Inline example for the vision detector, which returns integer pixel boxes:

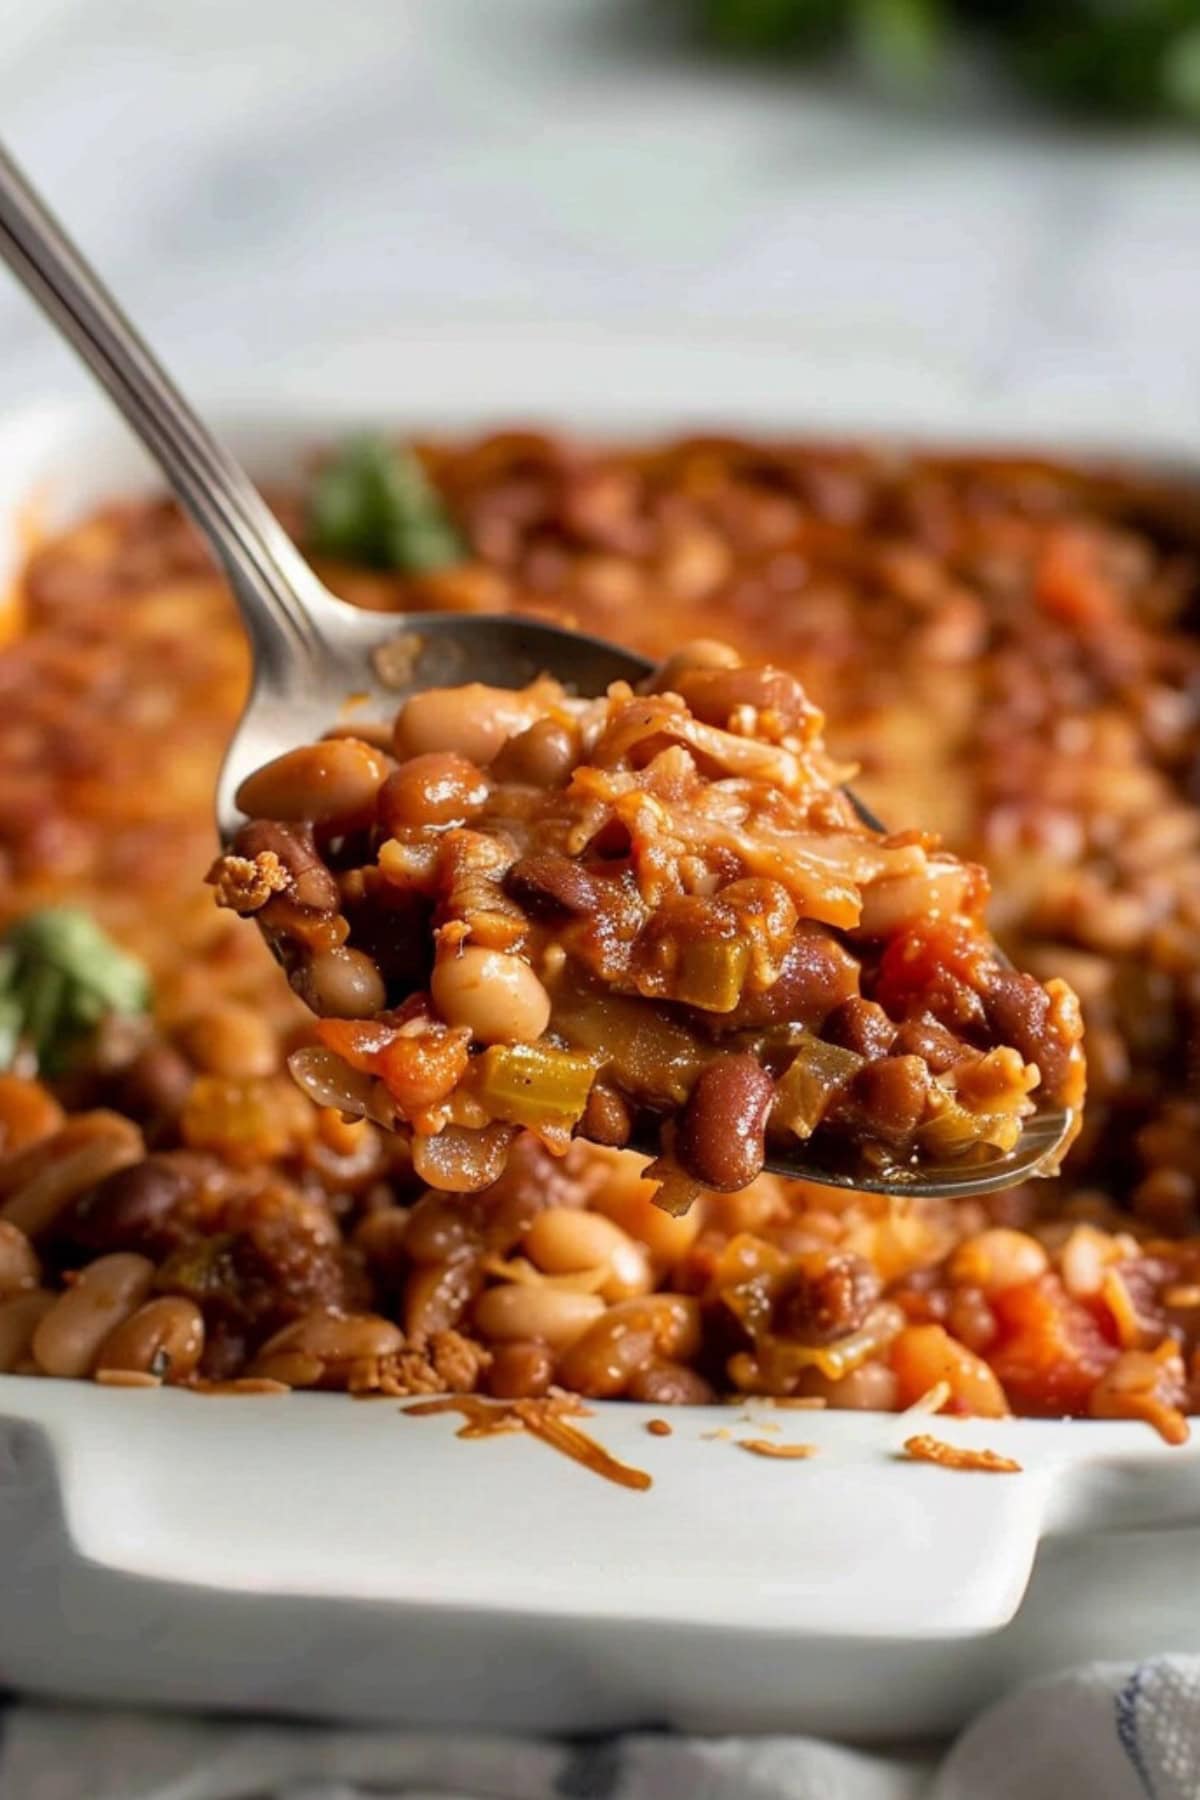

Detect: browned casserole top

[0,434,1196,1440]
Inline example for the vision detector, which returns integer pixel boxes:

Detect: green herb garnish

[308,435,465,573]
[0,907,152,1075]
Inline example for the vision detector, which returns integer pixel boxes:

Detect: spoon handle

[0,139,337,678]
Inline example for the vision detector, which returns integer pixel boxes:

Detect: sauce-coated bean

[95,1296,205,1383]
[235,738,390,831]
[394,684,545,767]
[473,1284,605,1349]
[293,946,387,1019]
[676,1055,774,1190]
[32,1253,155,1378]
[378,753,490,832]
[431,947,551,1045]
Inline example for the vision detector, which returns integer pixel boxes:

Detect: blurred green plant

[0,908,151,1075]
[309,436,464,573]
[690,0,1200,122]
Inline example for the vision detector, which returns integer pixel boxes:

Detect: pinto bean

[673,664,813,732]
[293,946,387,1019]
[378,753,490,833]
[404,1258,481,1337]
[394,684,544,767]
[626,1361,715,1405]
[235,739,390,832]
[523,1208,653,1302]
[676,1055,774,1190]
[95,1296,205,1383]
[557,1295,701,1396]
[32,1253,155,1377]
[490,720,577,787]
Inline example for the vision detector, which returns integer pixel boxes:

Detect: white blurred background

[0,0,1197,432]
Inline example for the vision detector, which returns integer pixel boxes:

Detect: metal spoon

[0,140,1074,1199]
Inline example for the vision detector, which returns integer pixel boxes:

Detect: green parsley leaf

[308,435,465,574]
[0,908,152,1076]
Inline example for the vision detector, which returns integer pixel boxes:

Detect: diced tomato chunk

[874,921,989,1018]
[988,1273,1117,1415]
[377,1028,470,1116]
[314,1018,399,1073]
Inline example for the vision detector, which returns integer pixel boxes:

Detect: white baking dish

[0,330,1197,1740]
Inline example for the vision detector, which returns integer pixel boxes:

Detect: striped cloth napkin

[1,1656,1196,1800]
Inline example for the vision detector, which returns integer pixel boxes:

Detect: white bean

[473,1284,605,1349]
[431,947,551,1045]
[32,1253,155,1378]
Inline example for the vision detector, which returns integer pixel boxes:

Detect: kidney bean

[718,925,859,1033]
[676,1055,774,1190]
[890,1015,967,1075]
[984,967,1071,1096]
[850,1055,932,1146]
[116,1043,196,1129]
[823,997,897,1060]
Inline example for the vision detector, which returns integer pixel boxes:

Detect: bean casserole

[0,434,1197,1442]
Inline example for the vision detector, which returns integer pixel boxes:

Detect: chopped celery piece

[771,1035,864,1140]
[475,1042,597,1129]
[675,935,751,1012]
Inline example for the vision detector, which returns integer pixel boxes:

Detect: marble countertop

[0,0,1197,435]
